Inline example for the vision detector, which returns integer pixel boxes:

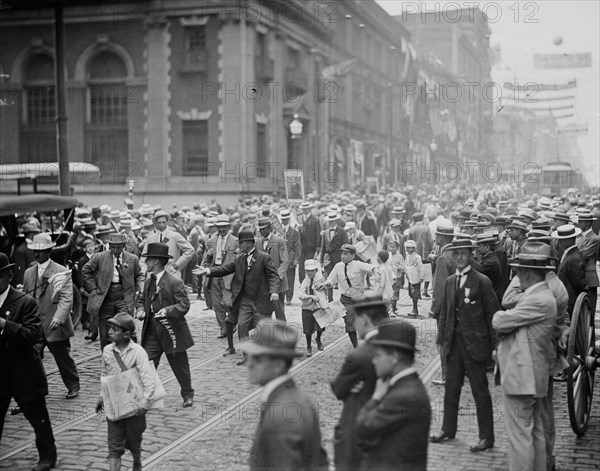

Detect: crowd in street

[1,181,599,471]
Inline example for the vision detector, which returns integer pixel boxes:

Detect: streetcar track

[2,293,414,465]
[142,293,417,470]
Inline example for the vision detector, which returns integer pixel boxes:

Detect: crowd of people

[1,182,599,471]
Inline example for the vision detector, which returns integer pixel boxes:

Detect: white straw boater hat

[509,242,555,270]
[551,224,582,240]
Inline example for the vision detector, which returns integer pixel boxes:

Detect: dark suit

[256,233,289,321]
[356,371,431,471]
[82,250,144,349]
[0,287,56,464]
[480,251,501,298]
[11,238,35,287]
[437,267,500,441]
[357,213,379,240]
[557,246,587,315]
[209,250,280,340]
[250,378,327,471]
[283,225,301,303]
[330,342,377,471]
[299,214,321,284]
[320,226,348,276]
[141,271,194,400]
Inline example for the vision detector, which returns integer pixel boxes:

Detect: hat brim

[369,339,416,352]
[27,242,56,251]
[144,252,173,259]
[238,341,303,358]
[551,228,582,239]
[239,237,255,242]
[509,262,555,270]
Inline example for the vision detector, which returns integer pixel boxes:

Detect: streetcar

[535,161,584,196]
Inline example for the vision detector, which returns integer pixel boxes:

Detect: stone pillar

[145,15,171,179]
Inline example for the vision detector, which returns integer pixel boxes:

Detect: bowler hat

[107,313,136,334]
[509,242,555,270]
[456,210,471,220]
[239,319,302,358]
[27,233,56,251]
[144,243,173,259]
[0,253,15,272]
[258,217,271,229]
[108,233,127,245]
[340,244,356,254]
[551,224,582,240]
[369,321,416,352]
[238,230,255,242]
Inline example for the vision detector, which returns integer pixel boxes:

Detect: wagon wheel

[566,292,596,436]
[71,286,82,330]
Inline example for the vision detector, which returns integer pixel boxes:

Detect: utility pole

[54,4,70,195]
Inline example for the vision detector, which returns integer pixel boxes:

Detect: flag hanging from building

[533,53,592,69]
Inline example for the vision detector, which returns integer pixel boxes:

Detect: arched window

[85,51,128,183]
[21,53,57,163]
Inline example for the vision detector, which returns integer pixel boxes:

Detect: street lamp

[290,114,303,139]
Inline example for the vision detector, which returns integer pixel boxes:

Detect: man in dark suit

[476,233,501,294]
[0,253,57,471]
[138,243,195,408]
[330,294,388,471]
[356,320,431,471]
[23,233,80,399]
[431,238,500,452]
[280,210,301,305]
[240,319,327,471]
[194,231,280,365]
[74,237,96,339]
[356,200,379,240]
[320,212,348,279]
[11,222,39,287]
[256,218,289,322]
[82,233,144,350]
[552,224,587,316]
[576,213,599,313]
[299,202,321,283]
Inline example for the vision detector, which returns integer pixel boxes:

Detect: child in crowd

[373,251,396,314]
[387,240,406,316]
[96,313,155,471]
[297,259,326,356]
[404,240,424,318]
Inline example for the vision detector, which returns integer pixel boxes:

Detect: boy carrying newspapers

[96,313,156,471]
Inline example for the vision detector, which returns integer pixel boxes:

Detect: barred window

[182,120,209,176]
[26,86,55,125]
[186,26,206,51]
[89,84,127,125]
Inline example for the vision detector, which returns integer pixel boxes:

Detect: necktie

[344,263,352,287]
[160,233,164,243]
[116,257,123,283]
[455,274,462,308]
[309,278,314,295]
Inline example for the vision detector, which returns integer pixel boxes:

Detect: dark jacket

[141,271,194,354]
[330,342,377,471]
[557,246,587,314]
[300,214,321,252]
[320,226,348,268]
[480,251,501,297]
[356,371,431,471]
[0,286,48,401]
[437,267,500,362]
[250,378,327,471]
[358,214,379,240]
[208,250,280,317]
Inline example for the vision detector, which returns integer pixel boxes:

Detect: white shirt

[389,367,418,387]
[215,235,227,265]
[364,328,379,342]
[260,373,292,403]
[327,260,374,297]
[154,269,165,287]
[262,233,272,251]
[0,285,10,309]
[37,259,51,280]
[455,265,472,289]
[112,254,122,283]
[246,248,256,268]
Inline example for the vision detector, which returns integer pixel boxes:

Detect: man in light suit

[23,233,80,399]
[493,244,557,471]
[141,211,194,272]
[280,210,300,305]
[82,233,144,350]
[330,294,387,471]
[431,238,500,452]
[256,217,289,322]
[552,224,587,316]
[203,215,238,337]
[240,319,327,471]
[576,212,599,313]
[139,243,195,408]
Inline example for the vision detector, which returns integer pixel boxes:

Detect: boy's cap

[107,313,136,333]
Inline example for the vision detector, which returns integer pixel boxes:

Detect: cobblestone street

[1,287,599,470]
